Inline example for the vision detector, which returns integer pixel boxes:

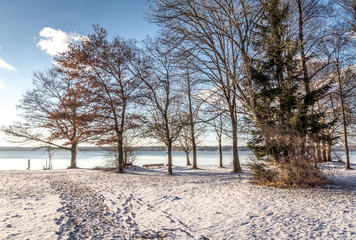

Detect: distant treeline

[134,146,251,152]
[0,146,248,152]
[1,146,355,152]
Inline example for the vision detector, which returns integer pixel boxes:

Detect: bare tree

[214,113,225,168]
[149,0,266,172]
[137,38,185,174]
[106,130,138,168]
[293,0,328,95]
[177,58,206,169]
[334,54,353,169]
[55,26,143,172]
[176,124,193,166]
[318,7,356,167]
[203,93,231,168]
[331,0,356,32]
[42,141,54,170]
[175,112,206,167]
[2,69,94,168]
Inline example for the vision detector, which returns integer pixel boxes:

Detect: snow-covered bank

[1,162,356,239]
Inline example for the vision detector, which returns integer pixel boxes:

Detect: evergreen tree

[248,0,330,185]
[249,0,299,160]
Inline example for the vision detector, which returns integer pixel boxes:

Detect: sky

[0,0,158,146]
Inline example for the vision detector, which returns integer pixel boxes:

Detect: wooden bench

[143,163,165,168]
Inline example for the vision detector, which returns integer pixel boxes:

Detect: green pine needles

[248,0,331,186]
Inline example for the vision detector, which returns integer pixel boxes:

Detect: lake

[0,149,355,170]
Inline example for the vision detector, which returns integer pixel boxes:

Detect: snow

[1,162,356,239]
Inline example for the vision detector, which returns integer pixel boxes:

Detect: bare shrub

[276,156,329,187]
[105,135,137,168]
[249,161,279,183]
[250,124,329,187]
[42,146,54,170]
[332,151,344,162]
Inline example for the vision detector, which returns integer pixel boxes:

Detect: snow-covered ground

[1,162,356,239]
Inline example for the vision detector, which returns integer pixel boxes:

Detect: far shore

[1,145,355,152]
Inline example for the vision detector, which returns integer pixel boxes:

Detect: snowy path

[1,162,356,239]
[0,171,62,239]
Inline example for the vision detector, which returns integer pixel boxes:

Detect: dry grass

[277,161,330,187]
[249,124,332,188]
[249,156,330,188]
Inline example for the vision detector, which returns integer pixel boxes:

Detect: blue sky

[0,0,157,146]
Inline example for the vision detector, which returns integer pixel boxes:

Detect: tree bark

[218,136,223,168]
[326,140,332,162]
[316,141,322,162]
[167,141,173,174]
[185,151,191,166]
[187,71,198,169]
[191,129,197,168]
[118,98,126,172]
[191,128,197,169]
[341,101,351,168]
[321,141,327,162]
[124,149,128,165]
[297,0,311,95]
[337,62,351,169]
[117,138,124,172]
[231,114,241,172]
[70,142,77,168]
[342,113,351,169]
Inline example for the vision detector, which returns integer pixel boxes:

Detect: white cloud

[37,27,81,56]
[0,80,5,89]
[0,58,15,71]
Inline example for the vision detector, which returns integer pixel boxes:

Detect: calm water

[0,149,355,170]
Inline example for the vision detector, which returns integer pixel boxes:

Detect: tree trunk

[297,0,311,95]
[187,72,198,169]
[185,151,191,166]
[117,138,124,172]
[337,63,351,169]
[321,141,327,162]
[313,142,317,159]
[124,148,127,165]
[231,115,241,172]
[167,141,173,174]
[343,122,351,169]
[341,107,351,168]
[118,97,126,172]
[326,140,332,162]
[70,142,77,168]
[316,141,322,162]
[313,143,318,168]
[218,136,223,168]
[191,132,198,169]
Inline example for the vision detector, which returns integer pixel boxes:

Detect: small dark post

[27,159,30,170]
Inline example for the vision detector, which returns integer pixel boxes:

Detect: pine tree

[248,0,330,185]
[249,0,298,160]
